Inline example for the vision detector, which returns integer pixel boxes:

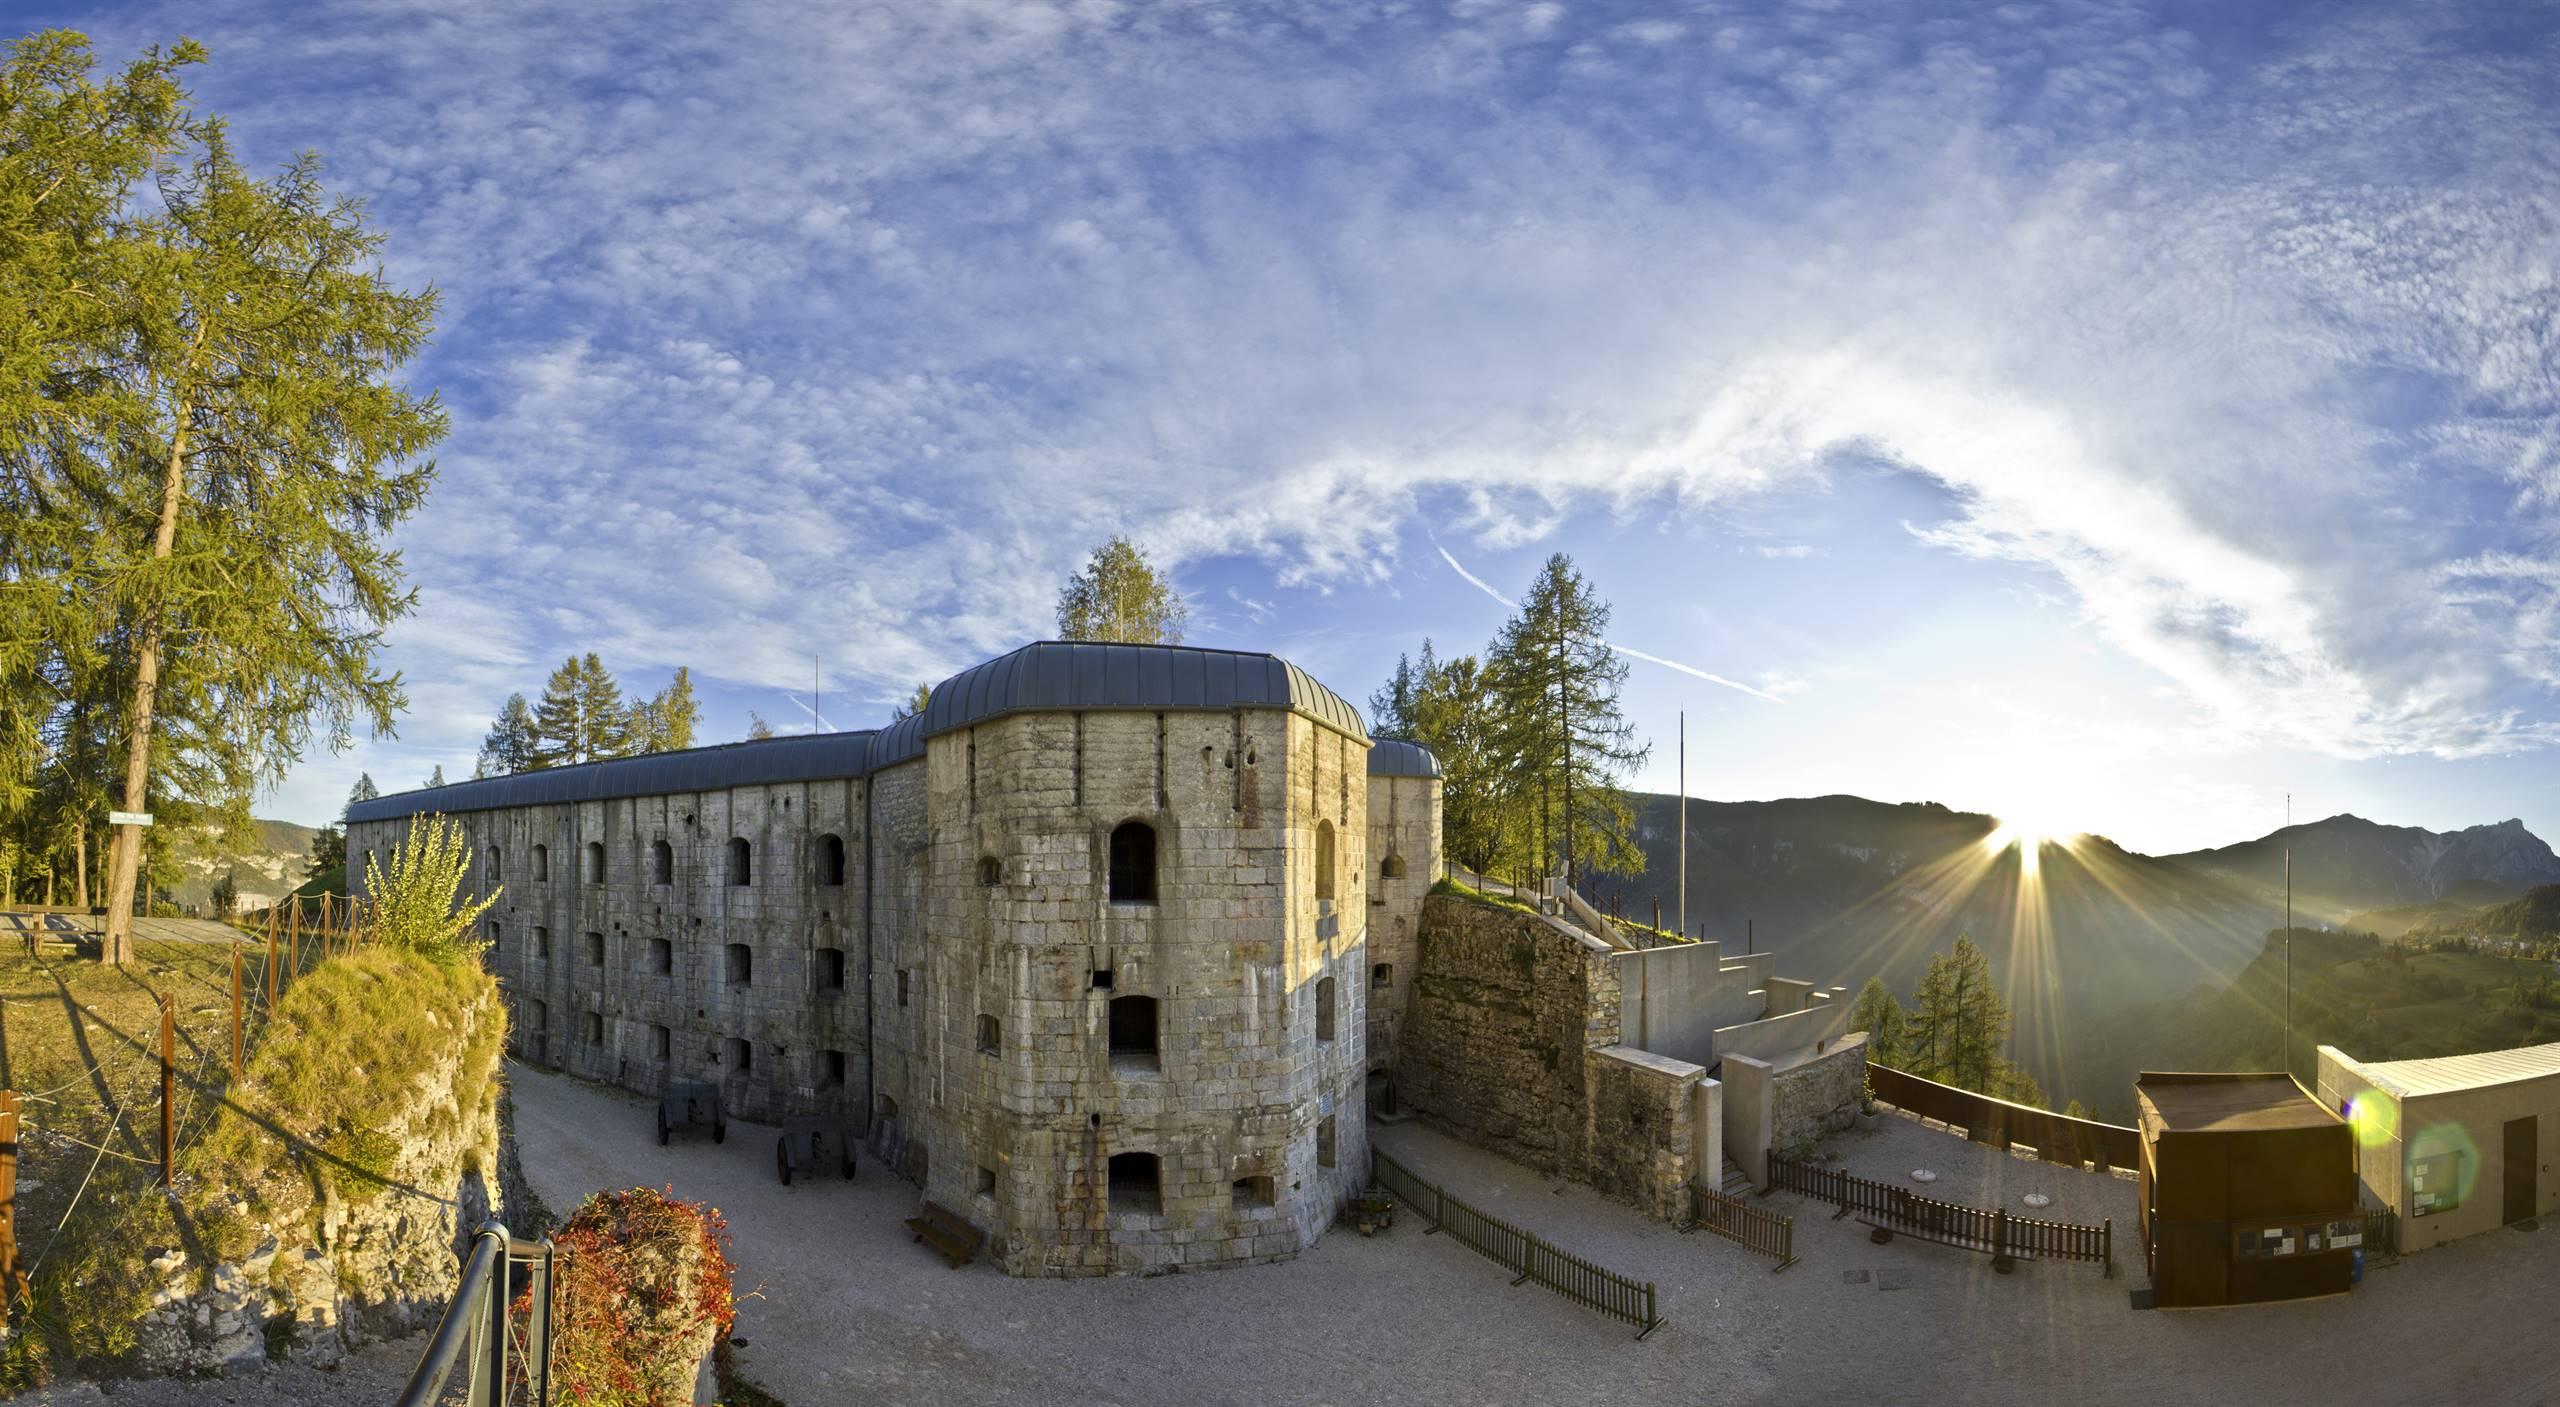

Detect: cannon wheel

[656,1106,670,1146]
[776,1136,793,1186]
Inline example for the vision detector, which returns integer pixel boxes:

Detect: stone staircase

[1717,1157,1754,1197]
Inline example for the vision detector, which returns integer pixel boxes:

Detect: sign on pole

[108,811,154,827]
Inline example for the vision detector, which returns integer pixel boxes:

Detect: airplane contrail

[1435,543,1787,705]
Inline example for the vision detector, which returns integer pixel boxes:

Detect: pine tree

[425,765,446,788]
[531,655,630,767]
[478,693,539,776]
[1056,537,1188,644]
[16,40,448,964]
[347,773,380,817]
[1904,934,2036,1102]
[745,712,776,741]
[890,682,932,723]
[1485,554,1649,884]
[1847,976,1909,1068]
[307,825,345,879]
[1407,648,1524,878]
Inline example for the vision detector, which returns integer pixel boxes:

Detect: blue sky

[37,0,2560,853]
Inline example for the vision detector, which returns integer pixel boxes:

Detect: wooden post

[1992,1208,2014,1274]
[288,901,300,983]
[265,909,279,1008]
[230,942,245,1080]
[0,1089,21,1307]
[159,991,175,1188]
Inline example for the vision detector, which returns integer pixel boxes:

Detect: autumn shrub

[538,1186,737,1406]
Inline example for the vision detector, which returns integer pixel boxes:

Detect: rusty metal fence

[1370,1149,1661,1338]
[1770,1156,2112,1275]
[1686,1183,1795,1270]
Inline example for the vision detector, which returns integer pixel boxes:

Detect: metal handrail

[395,1220,557,1407]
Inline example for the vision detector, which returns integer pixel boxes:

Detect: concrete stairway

[1718,1157,1754,1197]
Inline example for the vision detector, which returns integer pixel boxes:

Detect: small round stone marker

[2023,1193,2052,1209]
[1910,1169,1938,1183]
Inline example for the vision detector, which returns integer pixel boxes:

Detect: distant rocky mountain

[2407,883,2560,946]
[2162,815,2560,920]
[169,818,319,914]
[1599,793,2560,1119]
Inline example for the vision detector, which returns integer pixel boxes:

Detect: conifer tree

[532,654,629,767]
[1485,554,1648,884]
[425,764,445,788]
[1407,648,1524,878]
[1056,536,1188,644]
[745,712,776,741]
[13,36,447,963]
[1847,976,1908,1068]
[478,693,539,776]
[627,667,701,753]
[890,682,932,723]
[1367,645,1428,741]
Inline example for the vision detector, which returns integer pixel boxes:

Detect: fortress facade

[347,641,1443,1276]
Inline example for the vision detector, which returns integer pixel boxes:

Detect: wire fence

[1369,1148,1662,1338]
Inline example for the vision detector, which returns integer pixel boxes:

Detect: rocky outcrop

[132,950,507,1377]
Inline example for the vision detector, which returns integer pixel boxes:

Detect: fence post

[266,909,279,1005]
[1512,1229,1535,1286]
[230,942,245,1080]
[1637,1281,1660,1340]
[159,991,175,1188]
[2102,1218,2112,1278]
[0,1088,22,1307]
[1991,1208,2013,1274]
[288,902,301,983]
[1429,1184,1443,1233]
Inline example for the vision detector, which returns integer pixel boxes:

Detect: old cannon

[775,1115,858,1185]
[656,1079,725,1146]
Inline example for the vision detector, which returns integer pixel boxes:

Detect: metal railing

[1770,1156,2112,1275]
[1686,1183,1795,1270]
[1370,1149,1661,1338]
[396,1221,557,1407]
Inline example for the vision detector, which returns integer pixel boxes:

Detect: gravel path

[15,1333,445,1405]
[508,1062,2560,1407]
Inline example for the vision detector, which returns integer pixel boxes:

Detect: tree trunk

[101,396,196,966]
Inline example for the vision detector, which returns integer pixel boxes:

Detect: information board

[2411,1150,2463,1217]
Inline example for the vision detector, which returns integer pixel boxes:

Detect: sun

[1983,805,2080,878]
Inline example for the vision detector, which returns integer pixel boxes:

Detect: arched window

[1108,1151,1161,1214]
[1109,994,1158,1071]
[1316,975,1337,1042]
[487,846,503,882]
[532,844,549,882]
[977,1014,1001,1055]
[652,839,673,885]
[977,855,1001,887]
[585,841,606,883]
[817,834,846,887]
[727,837,751,886]
[1108,822,1156,903]
[1314,821,1337,903]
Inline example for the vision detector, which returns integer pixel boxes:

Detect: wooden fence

[1369,1149,1662,1338]
[1770,1156,2112,1276]
[1866,1063,2143,1170]
[1686,1183,1795,1269]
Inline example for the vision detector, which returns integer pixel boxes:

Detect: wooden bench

[905,1200,985,1269]
[1855,1213,2034,1273]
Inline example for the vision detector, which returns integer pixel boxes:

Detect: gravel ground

[508,1062,2560,1407]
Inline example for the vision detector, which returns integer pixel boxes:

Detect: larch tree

[1367,643,1429,742]
[1847,976,1909,1069]
[1406,648,1524,880]
[744,711,775,741]
[627,666,700,754]
[56,86,447,964]
[1485,554,1648,886]
[1055,536,1188,645]
[889,681,931,722]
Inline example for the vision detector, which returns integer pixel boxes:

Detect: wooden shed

[2135,1072,2360,1308]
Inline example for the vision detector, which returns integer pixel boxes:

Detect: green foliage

[1429,873,1538,917]
[1847,976,1908,1068]
[1056,535,1189,644]
[1367,652,1422,741]
[477,692,539,776]
[628,666,701,754]
[365,812,498,964]
[744,711,776,741]
[533,653,631,767]
[1898,935,2042,1104]
[1486,554,1648,884]
[890,680,931,723]
[307,823,347,879]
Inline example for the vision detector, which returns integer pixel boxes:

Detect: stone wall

[1363,772,1440,1082]
[135,957,507,1377]
[1398,894,1620,1179]
[1770,1032,1870,1156]
[1585,1046,1707,1219]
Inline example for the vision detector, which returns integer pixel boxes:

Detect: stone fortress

[350,641,1441,1276]
[348,639,1847,1276]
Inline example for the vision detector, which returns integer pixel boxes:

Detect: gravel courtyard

[509,1064,2560,1407]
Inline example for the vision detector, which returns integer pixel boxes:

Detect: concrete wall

[1398,894,1621,1178]
[1690,1077,1724,1192]
[1712,1001,1849,1070]
[2317,1045,2560,1255]
[1613,941,1763,1068]
[1722,1054,1774,1187]
[1364,772,1441,1081]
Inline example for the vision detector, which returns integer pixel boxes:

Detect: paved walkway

[508,1064,2560,1406]
[0,911,246,946]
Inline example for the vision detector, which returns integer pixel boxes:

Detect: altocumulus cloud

[53,0,2559,774]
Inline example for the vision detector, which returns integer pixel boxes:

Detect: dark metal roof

[1365,739,1442,778]
[345,730,879,824]
[347,642,1394,824]
[915,642,1368,744]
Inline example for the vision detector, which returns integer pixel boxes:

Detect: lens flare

[2345,1090,2399,1148]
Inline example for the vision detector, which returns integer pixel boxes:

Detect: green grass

[1430,875,1540,917]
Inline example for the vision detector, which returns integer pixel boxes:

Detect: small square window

[651,1024,671,1062]
[649,937,673,974]
[725,943,753,986]
[584,932,605,967]
[976,1165,998,1199]
[977,1014,1001,1056]
[1091,968,1114,990]
[897,969,910,1007]
[818,947,846,991]
[1231,1175,1274,1211]
[820,1049,846,1087]
[1372,962,1392,989]
[582,1011,603,1046]
[724,1036,753,1073]
[534,927,551,960]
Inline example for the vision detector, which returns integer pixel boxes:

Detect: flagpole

[1677,711,1687,940]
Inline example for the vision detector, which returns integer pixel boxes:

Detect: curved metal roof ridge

[346,641,1391,823]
